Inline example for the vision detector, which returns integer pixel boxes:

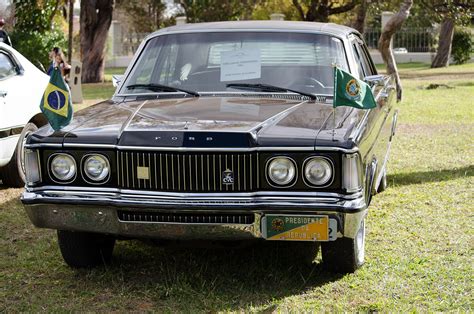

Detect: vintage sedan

[22,21,397,273]
[0,43,49,186]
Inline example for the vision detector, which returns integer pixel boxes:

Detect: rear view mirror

[112,75,124,88]
[364,74,385,87]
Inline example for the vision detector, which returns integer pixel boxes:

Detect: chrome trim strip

[63,143,117,149]
[118,99,148,138]
[25,143,63,149]
[26,185,363,200]
[28,143,358,153]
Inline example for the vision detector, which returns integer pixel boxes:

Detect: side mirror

[112,74,124,88]
[364,74,385,87]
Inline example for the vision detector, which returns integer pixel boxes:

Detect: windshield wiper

[126,83,199,97]
[226,83,316,100]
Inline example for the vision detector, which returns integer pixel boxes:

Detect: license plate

[262,215,329,241]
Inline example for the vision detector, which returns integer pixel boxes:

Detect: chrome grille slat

[118,151,259,192]
[117,211,253,225]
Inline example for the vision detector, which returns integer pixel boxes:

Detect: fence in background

[364,27,437,53]
[106,22,441,68]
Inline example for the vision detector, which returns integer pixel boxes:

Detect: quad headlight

[267,157,296,186]
[303,157,333,186]
[50,154,76,182]
[83,154,110,182]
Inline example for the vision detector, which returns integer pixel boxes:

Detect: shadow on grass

[388,165,473,187]
[79,240,344,311]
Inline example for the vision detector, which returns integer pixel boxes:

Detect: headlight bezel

[81,153,111,184]
[47,153,77,184]
[265,156,298,188]
[302,156,335,188]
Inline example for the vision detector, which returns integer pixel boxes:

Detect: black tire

[321,219,365,273]
[377,170,388,193]
[1,122,38,187]
[57,230,115,268]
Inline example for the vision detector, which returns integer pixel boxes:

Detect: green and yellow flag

[333,67,376,110]
[40,68,73,131]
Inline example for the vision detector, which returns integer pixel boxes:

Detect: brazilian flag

[40,67,73,131]
[333,67,377,110]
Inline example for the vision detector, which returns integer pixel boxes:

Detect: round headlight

[304,157,333,186]
[267,157,296,186]
[83,154,110,182]
[50,154,76,181]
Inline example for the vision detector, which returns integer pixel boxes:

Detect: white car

[0,43,49,186]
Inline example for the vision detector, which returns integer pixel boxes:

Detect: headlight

[50,154,76,182]
[304,157,333,186]
[267,157,296,186]
[83,154,110,182]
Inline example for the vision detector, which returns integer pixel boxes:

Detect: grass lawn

[0,64,473,312]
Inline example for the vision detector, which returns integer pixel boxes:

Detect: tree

[423,1,472,68]
[291,0,357,22]
[116,0,168,33]
[80,0,114,83]
[351,0,367,33]
[175,0,261,22]
[378,0,413,101]
[10,0,67,70]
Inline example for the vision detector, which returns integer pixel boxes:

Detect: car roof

[149,20,358,39]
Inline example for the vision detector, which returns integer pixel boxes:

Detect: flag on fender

[333,67,377,110]
[40,68,73,131]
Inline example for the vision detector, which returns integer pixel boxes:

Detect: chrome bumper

[22,187,368,240]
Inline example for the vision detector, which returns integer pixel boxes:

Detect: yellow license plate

[263,215,329,241]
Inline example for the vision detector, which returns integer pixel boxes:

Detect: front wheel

[321,218,365,273]
[57,230,115,268]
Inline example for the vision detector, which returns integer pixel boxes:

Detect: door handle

[0,91,7,97]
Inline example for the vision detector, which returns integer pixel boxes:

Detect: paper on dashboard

[220,49,261,82]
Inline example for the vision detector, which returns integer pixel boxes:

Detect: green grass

[1,66,473,312]
[377,62,474,78]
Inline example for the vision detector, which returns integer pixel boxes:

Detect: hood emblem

[222,169,234,185]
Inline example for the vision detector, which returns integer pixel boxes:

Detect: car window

[358,42,377,75]
[123,32,350,96]
[351,42,365,79]
[0,52,17,79]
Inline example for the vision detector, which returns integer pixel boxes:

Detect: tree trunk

[431,17,455,68]
[68,0,73,64]
[351,0,367,34]
[378,0,413,101]
[80,0,114,83]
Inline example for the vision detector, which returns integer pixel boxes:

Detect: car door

[0,49,22,131]
[349,35,396,191]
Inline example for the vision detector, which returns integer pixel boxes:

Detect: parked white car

[0,43,49,186]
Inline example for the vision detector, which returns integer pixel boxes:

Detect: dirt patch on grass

[0,187,22,205]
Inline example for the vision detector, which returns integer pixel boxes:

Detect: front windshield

[120,32,349,96]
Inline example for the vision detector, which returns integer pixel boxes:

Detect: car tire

[377,170,388,193]
[0,122,38,187]
[321,218,365,273]
[57,230,116,268]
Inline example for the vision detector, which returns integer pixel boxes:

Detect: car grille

[117,210,255,224]
[117,151,260,192]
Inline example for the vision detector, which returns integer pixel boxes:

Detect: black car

[22,21,397,273]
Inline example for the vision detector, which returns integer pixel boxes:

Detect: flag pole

[332,63,337,142]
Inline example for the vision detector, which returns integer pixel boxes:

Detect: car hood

[31,96,362,149]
